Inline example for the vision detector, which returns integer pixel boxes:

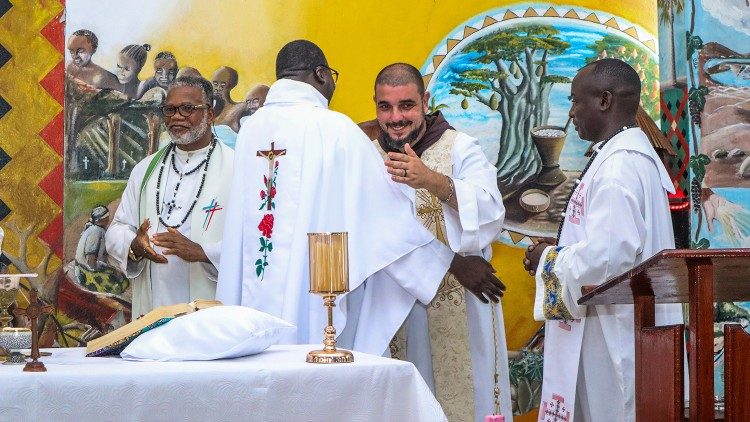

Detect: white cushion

[120,305,295,361]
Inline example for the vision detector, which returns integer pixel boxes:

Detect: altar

[0,345,446,421]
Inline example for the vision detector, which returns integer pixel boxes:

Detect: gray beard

[169,114,209,145]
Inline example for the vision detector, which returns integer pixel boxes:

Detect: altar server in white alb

[216,40,502,358]
[523,59,683,422]
[106,76,234,317]
[359,63,510,422]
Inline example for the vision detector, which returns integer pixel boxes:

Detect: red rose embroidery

[258,214,274,239]
[270,186,277,198]
[260,190,266,200]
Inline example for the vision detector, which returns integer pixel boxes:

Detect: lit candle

[308,232,349,294]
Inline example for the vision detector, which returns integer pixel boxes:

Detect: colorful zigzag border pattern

[0,0,64,268]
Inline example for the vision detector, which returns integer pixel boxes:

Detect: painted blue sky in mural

[697,0,750,52]
[657,5,687,82]
[429,21,653,171]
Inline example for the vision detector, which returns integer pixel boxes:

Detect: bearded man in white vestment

[358,63,511,422]
[106,76,234,317]
[523,59,683,422]
[216,40,502,359]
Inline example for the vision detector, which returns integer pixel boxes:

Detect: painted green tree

[449,25,570,194]
[585,34,661,119]
[658,0,686,85]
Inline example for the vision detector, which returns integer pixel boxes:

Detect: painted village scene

[60,33,270,347]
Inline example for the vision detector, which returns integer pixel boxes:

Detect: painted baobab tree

[448,25,570,193]
[429,13,659,199]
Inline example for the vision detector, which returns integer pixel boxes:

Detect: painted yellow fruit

[490,93,499,110]
[535,65,544,77]
[461,98,469,109]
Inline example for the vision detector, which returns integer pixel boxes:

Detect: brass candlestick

[306,232,354,364]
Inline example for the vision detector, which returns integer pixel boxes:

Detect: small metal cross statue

[13,288,52,372]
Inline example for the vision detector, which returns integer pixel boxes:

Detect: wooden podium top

[578,248,750,306]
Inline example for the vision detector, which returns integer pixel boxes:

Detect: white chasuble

[106,140,234,317]
[373,130,513,422]
[216,79,452,355]
[533,128,683,422]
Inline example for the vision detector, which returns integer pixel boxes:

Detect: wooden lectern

[578,249,750,421]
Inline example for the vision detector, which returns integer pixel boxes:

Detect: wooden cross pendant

[13,288,52,372]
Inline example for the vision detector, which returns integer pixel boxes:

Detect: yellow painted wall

[145,0,657,123]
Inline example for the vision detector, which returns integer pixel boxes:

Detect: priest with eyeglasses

[106,76,234,317]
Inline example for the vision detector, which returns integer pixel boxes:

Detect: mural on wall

[421,4,660,414]
[423,5,659,241]
[0,1,68,348]
[657,0,691,219]
[60,1,275,346]
[685,0,750,402]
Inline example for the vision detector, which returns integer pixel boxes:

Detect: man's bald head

[580,58,641,115]
[375,63,425,95]
[276,40,327,79]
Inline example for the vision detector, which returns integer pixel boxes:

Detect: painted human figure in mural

[105,76,235,317]
[224,84,270,133]
[74,205,112,279]
[113,44,151,99]
[211,66,239,123]
[361,63,511,422]
[176,66,202,79]
[522,59,683,422]
[65,29,119,90]
[137,51,178,99]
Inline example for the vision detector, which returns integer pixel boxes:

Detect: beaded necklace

[556,125,638,241]
[155,137,217,229]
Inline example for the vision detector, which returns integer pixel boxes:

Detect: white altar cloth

[0,345,446,421]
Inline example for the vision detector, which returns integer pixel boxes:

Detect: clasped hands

[523,238,557,276]
[450,254,506,304]
[129,219,208,264]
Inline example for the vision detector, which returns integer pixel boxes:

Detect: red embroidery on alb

[255,142,286,279]
[540,393,570,422]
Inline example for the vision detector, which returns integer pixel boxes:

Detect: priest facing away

[523,59,683,422]
[216,40,501,357]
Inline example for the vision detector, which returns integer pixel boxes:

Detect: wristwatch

[128,246,143,262]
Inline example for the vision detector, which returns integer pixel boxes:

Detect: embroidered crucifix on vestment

[416,190,447,243]
[256,142,287,211]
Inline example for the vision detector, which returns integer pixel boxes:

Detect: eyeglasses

[160,103,210,117]
[318,64,339,83]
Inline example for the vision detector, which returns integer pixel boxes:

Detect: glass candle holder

[306,232,353,364]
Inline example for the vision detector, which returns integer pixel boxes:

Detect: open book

[85,299,222,357]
